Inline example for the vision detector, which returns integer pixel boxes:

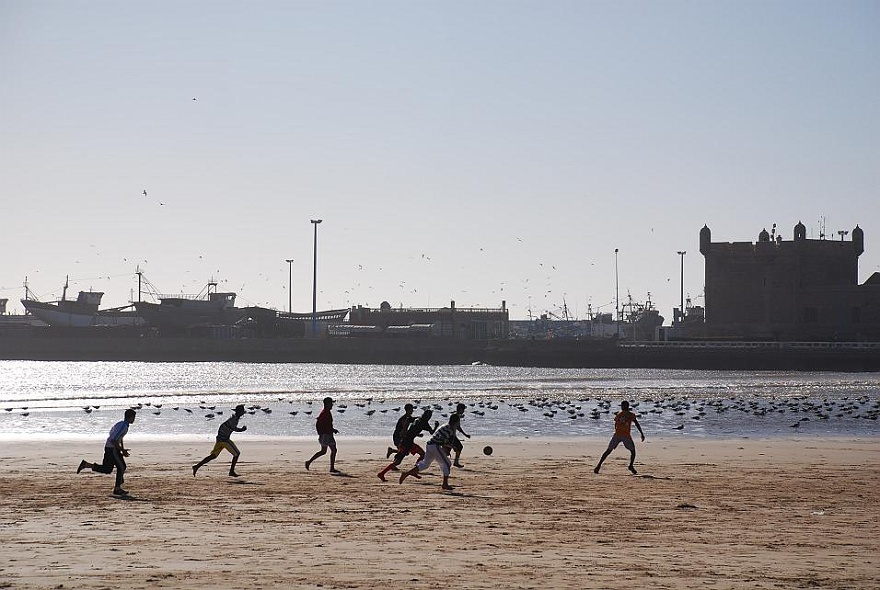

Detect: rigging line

[65,272,140,283]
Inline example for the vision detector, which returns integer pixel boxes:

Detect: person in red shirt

[305,397,339,473]
[594,400,645,475]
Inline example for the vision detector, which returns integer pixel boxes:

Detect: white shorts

[416,443,452,476]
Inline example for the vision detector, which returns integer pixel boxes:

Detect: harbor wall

[0,331,878,371]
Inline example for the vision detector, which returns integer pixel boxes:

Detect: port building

[341,300,509,340]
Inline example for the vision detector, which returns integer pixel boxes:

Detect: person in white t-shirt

[77,409,136,496]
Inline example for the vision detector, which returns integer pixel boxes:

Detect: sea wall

[0,331,878,371]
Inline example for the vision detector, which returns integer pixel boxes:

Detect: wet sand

[0,436,878,589]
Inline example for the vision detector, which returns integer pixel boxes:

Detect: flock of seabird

[3,395,878,432]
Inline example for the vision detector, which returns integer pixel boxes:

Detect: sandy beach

[0,436,878,589]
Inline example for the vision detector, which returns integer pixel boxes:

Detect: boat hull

[21,300,143,328]
[135,301,245,331]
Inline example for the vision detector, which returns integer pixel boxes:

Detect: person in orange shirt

[594,400,645,475]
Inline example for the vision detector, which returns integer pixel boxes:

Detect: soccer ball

[483,445,493,456]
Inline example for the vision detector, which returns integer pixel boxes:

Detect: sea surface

[0,361,878,440]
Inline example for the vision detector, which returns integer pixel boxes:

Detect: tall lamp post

[310,219,322,335]
[285,259,294,313]
[614,248,620,338]
[677,251,686,325]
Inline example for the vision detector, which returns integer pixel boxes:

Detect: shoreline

[1,437,878,589]
[2,431,879,444]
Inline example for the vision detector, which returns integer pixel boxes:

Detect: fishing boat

[134,280,245,331]
[20,277,143,327]
[0,298,46,328]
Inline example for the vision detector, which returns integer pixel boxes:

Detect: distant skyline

[2,1,878,320]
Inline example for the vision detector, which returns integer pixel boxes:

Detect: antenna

[818,216,826,240]
[837,230,849,241]
[136,266,143,303]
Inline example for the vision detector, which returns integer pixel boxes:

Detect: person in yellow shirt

[594,400,645,475]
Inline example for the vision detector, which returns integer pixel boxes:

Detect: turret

[794,221,806,241]
[699,225,711,255]
[853,225,864,256]
[758,228,770,242]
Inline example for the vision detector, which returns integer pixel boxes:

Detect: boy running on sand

[452,402,471,468]
[377,409,438,482]
[399,413,460,490]
[77,408,136,496]
[192,404,248,477]
[386,403,415,459]
[594,400,645,475]
[305,397,339,473]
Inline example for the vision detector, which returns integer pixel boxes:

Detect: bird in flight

[142,189,147,197]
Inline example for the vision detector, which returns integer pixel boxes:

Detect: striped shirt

[428,423,458,447]
[217,414,241,442]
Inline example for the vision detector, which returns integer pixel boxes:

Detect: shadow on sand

[112,494,149,502]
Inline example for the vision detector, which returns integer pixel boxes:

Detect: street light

[310,219,323,335]
[677,251,686,324]
[285,259,294,313]
[614,248,619,338]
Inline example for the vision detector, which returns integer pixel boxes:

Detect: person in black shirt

[377,409,437,482]
[451,402,472,468]
[386,403,415,459]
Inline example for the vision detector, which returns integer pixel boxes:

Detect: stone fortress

[700,221,880,341]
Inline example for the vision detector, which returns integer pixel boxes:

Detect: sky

[1,1,878,321]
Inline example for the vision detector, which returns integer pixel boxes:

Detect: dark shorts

[318,433,336,448]
[606,435,636,452]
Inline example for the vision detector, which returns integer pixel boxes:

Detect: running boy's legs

[621,436,637,472]
[328,444,337,471]
[226,441,242,475]
[193,441,225,475]
[594,436,637,473]
[378,442,423,481]
[305,444,326,469]
[594,436,621,472]
[90,447,126,489]
[306,434,337,471]
[452,437,464,467]
[400,444,452,488]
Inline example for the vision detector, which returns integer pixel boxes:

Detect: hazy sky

[2,1,878,321]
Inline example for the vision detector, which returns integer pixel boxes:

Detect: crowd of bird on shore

[4,394,879,431]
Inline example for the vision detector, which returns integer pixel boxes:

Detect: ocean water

[0,361,878,440]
